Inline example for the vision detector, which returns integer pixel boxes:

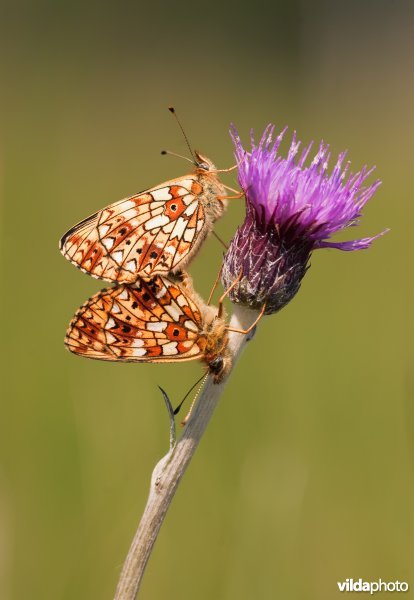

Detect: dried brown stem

[113,304,259,600]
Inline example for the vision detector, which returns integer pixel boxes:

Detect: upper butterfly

[59,152,228,283]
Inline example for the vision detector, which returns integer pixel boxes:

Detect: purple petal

[230,124,385,251]
[315,229,389,251]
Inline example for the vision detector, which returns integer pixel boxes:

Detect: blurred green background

[0,0,412,598]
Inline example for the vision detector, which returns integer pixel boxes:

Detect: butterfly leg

[213,150,248,174]
[217,191,245,201]
[217,270,243,318]
[211,164,238,174]
[226,302,267,335]
[207,266,223,306]
[221,181,251,200]
[222,183,242,195]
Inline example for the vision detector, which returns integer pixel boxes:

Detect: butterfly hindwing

[65,276,206,362]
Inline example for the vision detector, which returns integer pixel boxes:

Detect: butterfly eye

[209,356,223,375]
[197,161,210,171]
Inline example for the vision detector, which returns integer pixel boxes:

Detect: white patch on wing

[131,347,147,357]
[118,289,129,300]
[121,200,137,210]
[131,338,145,347]
[155,286,168,299]
[113,250,124,263]
[151,188,172,201]
[106,332,118,344]
[112,303,121,314]
[184,319,198,332]
[145,214,170,230]
[119,209,138,221]
[164,244,176,255]
[126,259,137,271]
[106,317,116,329]
[165,300,183,320]
[176,179,192,190]
[99,224,110,236]
[176,294,187,307]
[162,341,178,356]
[182,194,194,206]
[147,321,168,332]
[162,220,175,234]
[103,238,115,250]
[184,201,198,215]
[170,217,187,240]
[183,227,195,243]
[173,187,188,197]
[181,340,195,350]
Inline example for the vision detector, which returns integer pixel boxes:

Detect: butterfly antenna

[160,149,194,165]
[173,372,206,416]
[180,373,209,427]
[168,106,197,164]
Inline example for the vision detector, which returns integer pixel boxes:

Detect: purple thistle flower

[221,125,387,315]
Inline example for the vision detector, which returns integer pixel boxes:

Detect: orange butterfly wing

[65,276,206,362]
[60,176,206,284]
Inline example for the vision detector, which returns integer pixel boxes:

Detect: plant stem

[113,304,258,600]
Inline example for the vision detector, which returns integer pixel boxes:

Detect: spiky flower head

[221,125,386,315]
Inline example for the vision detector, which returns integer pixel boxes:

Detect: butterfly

[59,153,229,284]
[64,272,231,383]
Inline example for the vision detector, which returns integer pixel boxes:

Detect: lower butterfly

[64,273,231,383]
[59,152,232,284]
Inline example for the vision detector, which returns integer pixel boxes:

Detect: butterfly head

[193,151,228,219]
[203,316,231,383]
[194,151,217,173]
[208,356,225,380]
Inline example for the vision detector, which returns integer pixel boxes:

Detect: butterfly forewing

[59,170,221,283]
[65,276,206,362]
